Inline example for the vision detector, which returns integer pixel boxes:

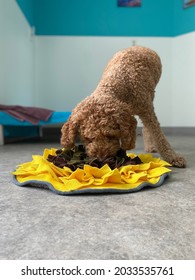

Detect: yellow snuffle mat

[13,148,172,195]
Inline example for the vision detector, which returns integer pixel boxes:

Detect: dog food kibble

[47,145,142,171]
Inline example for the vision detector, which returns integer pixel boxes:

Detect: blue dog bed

[0,111,71,144]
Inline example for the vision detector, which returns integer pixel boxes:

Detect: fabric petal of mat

[12,148,172,195]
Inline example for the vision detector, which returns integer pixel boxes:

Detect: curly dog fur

[61,46,186,167]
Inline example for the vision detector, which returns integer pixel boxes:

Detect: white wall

[0,0,34,106]
[35,34,195,127]
[172,32,195,126]
[35,36,172,126]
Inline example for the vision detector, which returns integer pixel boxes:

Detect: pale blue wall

[0,0,34,106]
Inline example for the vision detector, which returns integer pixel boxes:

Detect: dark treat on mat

[47,145,142,171]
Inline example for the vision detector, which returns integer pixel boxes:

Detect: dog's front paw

[170,155,187,168]
[145,146,157,153]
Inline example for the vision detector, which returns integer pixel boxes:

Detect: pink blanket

[0,104,54,125]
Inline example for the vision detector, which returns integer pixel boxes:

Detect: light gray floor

[0,135,194,260]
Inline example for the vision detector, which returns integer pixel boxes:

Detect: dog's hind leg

[139,107,186,168]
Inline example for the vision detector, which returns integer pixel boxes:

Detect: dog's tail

[60,118,78,149]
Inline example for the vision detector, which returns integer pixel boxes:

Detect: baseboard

[42,126,195,141]
[137,127,195,136]
[3,126,194,145]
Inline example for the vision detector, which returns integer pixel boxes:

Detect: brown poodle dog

[61,46,186,167]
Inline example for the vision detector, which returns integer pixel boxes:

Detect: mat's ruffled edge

[12,173,169,195]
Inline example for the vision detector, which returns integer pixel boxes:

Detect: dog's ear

[61,119,78,148]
